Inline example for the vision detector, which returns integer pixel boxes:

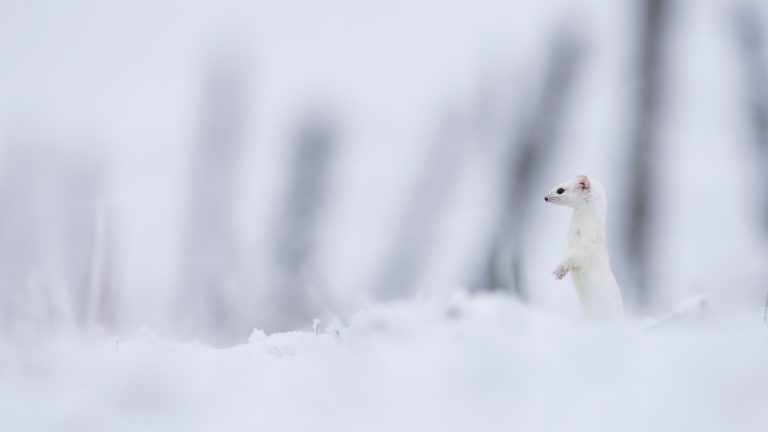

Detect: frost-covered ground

[2,295,766,432]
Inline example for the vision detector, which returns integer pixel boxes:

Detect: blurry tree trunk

[271,113,335,331]
[372,111,468,300]
[732,4,768,230]
[59,157,109,329]
[731,3,768,316]
[478,30,584,297]
[84,206,116,329]
[764,290,768,328]
[180,54,249,343]
[625,0,669,309]
[0,137,105,337]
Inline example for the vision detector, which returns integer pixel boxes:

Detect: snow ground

[1,294,766,432]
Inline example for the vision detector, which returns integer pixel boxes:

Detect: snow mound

[2,295,767,432]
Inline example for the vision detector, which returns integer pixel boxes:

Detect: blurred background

[1,0,767,345]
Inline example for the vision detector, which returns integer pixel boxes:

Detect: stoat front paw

[552,265,569,280]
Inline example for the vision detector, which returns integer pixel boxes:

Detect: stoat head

[544,175,599,208]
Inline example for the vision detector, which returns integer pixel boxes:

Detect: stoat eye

[556,188,565,194]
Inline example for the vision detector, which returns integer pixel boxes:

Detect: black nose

[544,196,549,202]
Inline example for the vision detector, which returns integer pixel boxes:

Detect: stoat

[544,175,624,320]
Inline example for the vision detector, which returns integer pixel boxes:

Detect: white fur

[544,175,624,320]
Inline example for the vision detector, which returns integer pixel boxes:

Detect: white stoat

[544,175,624,320]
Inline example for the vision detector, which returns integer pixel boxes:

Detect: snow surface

[2,294,766,432]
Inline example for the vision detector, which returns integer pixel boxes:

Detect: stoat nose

[544,196,549,202]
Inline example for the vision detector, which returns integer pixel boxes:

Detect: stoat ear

[577,175,590,191]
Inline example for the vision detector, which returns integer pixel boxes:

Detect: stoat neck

[570,200,607,244]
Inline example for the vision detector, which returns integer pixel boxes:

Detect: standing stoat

[544,175,624,320]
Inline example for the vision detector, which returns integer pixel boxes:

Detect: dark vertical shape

[58,154,105,327]
[626,0,669,309]
[0,141,49,335]
[764,290,768,328]
[0,136,105,337]
[372,111,467,300]
[479,30,584,297]
[85,206,116,329]
[731,4,768,229]
[271,113,335,331]
[180,54,249,342]
[731,3,768,314]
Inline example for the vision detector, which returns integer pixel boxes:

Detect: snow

[2,295,766,432]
